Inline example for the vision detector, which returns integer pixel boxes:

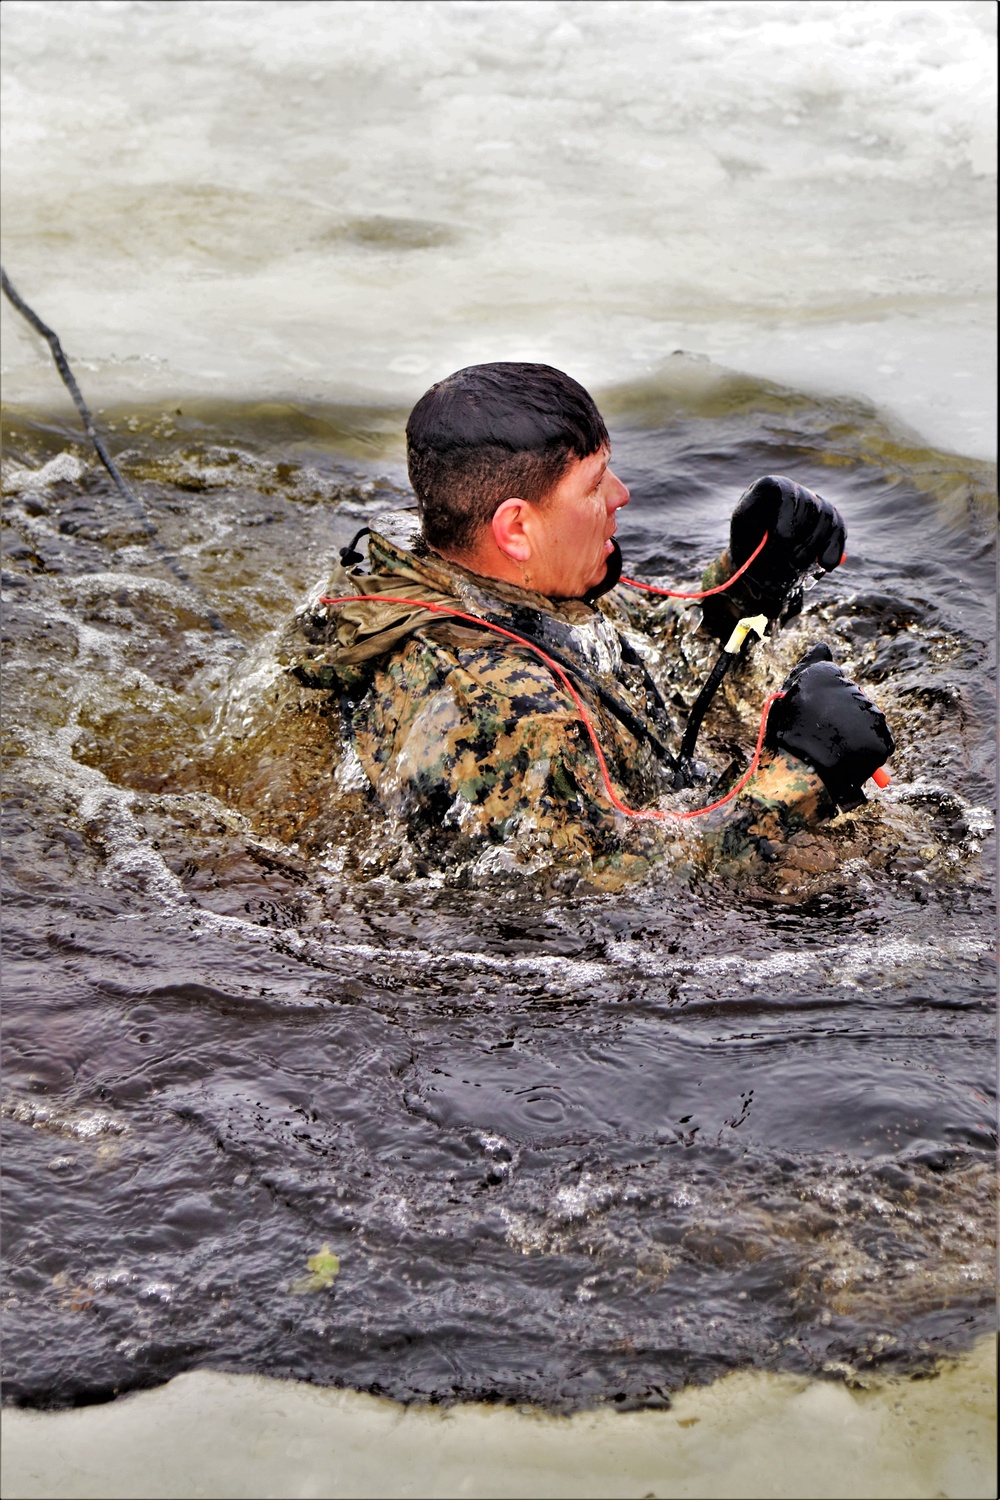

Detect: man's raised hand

[730,475,846,621]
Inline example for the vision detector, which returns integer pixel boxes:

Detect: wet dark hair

[406,362,609,554]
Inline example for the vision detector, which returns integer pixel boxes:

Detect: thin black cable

[1,266,231,638]
[673,645,735,788]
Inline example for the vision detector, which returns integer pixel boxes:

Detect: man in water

[291,363,892,887]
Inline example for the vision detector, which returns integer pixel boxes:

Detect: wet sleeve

[693,750,836,880]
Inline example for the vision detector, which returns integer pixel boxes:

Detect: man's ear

[491,498,533,563]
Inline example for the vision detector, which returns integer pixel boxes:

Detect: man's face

[527,447,630,599]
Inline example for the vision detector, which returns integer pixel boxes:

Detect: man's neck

[429,538,527,591]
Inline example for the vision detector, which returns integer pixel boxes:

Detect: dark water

[1,366,995,1411]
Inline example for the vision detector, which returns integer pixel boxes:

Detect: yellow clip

[723,614,769,655]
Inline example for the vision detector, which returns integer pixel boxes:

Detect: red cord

[318,593,784,821]
[620,531,768,599]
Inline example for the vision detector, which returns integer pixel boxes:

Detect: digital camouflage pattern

[288,511,830,888]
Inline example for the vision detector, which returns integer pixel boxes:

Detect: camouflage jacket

[289,511,829,888]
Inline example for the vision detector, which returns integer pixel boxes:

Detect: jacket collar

[370,511,625,676]
[299,508,624,676]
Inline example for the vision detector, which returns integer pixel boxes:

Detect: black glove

[730,476,846,621]
[764,644,895,808]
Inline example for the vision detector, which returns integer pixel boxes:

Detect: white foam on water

[0,1098,129,1139]
[2,451,87,491]
[1,0,995,456]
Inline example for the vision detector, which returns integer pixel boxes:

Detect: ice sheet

[2,1337,995,1500]
[1,1,995,456]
